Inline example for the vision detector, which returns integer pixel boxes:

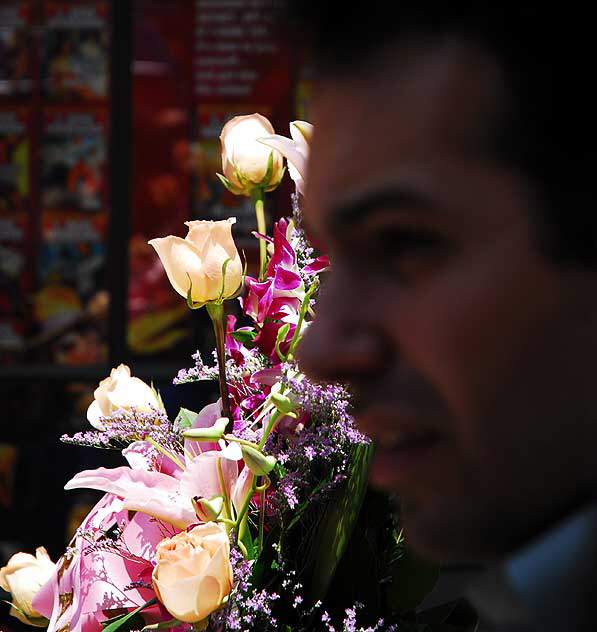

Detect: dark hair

[286,3,597,265]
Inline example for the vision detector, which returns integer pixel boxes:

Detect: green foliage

[101,598,157,632]
[384,543,439,615]
[300,442,373,604]
[230,329,258,345]
[174,407,197,431]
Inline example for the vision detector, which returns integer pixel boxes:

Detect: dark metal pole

[107,0,133,366]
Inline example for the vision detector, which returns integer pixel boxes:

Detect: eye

[376,227,449,282]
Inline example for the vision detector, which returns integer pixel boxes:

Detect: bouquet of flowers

[1,115,477,632]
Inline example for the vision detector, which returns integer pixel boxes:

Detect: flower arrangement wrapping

[1,115,477,632]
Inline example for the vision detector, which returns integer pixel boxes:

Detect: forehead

[304,42,505,232]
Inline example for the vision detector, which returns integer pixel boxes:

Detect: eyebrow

[324,186,436,234]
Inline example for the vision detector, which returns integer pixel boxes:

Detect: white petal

[258,134,307,179]
[86,399,106,430]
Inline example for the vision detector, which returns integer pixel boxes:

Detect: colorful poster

[38,210,106,305]
[0,108,30,211]
[40,107,107,210]
[42,1,109,101]
[0,2,34,99]
[0,212,28,350]
[35,210,107,364]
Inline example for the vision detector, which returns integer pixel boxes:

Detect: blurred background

[0,0,306,626]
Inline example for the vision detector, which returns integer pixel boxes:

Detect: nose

[297,269,388,385]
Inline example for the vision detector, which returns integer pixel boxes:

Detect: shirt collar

[467,502,597,631]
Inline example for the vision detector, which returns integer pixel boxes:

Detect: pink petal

[184,400,222,455]
[65,467,195,528]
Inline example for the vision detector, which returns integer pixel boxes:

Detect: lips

[354,408,447,489]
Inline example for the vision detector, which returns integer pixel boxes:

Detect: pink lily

[32,493,171,632]
[64,431,244,529]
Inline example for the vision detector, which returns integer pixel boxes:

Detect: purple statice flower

[61,408,182,455]
[174,350,219,384]
[343,605,360,632]
[282,368,364,439]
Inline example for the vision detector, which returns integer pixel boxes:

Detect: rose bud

[0,547,55,627]
[218,113,284,196]
[149,218,243,308]
[87,363,162,430]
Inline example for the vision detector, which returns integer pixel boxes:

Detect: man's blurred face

[299,42,597,562]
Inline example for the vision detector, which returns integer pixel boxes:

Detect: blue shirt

[467,503,597,631]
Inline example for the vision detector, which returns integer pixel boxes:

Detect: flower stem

[258,487,265,553]
[146,437,185,471]
[286,279,319,360]
[206,302,232,430]
[258,409,283,450]
[252,188,267,281]
[223,434,262,450]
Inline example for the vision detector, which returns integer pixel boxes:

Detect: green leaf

[141,619,181,630]
[101,598,157,632]
[248,526,278,588]
[230,329,257,344]
[302,442,374,603]
[417,598,478,631]
[217,257,232,302]
[239,516,256,560]
[285,476,333,531]
[175,407,198,431]
[186,276,206,310]
[260,151,274,187]
[2,600,48,626]
[216,172,241,195]
[385,545,439,614]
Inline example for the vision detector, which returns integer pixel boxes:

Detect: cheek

[391,247,568,438]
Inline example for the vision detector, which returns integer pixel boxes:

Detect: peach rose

[149,219,242,307]
[0,547,55,627]
[219,113,284,196]
[87,363,161,430]
[152,522,233,623]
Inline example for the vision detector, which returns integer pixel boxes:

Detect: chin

[399,496,510,564]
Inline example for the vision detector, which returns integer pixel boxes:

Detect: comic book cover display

[35,211,107,364]
[0,212,28,353]
[40,108,106,211]
[0,108,30,211]
[42,2,109,102]
[0,2,34,99]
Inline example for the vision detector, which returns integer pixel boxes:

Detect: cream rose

[0,547,55,627]
[219,113,284,196]
[149,219,242,307]
[152,522,233,623]
[87,363,161,430]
